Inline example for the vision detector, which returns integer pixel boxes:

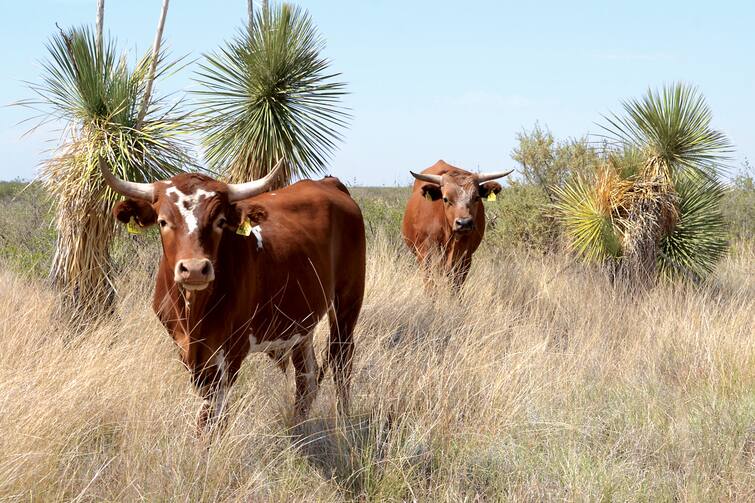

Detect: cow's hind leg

[324,296,361,416]
[291,335,319,424]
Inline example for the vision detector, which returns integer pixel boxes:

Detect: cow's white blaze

[166,186,215,234]
[457,187,477,207]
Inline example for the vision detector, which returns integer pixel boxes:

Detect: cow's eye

[217,217,227,228]
[158,218,168,228]
[442,196,449,204]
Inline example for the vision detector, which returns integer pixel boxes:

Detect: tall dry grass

[0,237,752,501]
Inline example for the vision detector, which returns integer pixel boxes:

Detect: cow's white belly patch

[248,333,307,353]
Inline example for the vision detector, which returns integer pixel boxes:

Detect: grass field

[0,182,753,501]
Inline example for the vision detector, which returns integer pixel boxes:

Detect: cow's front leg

[291,335,319,424]
[451,255,473,293]
[195,349,235,436]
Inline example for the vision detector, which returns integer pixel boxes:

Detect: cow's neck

[153,236,263,337]
[154,261,211,336]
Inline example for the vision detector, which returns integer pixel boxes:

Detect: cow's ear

[233,202,268,227]
[478,181,503,198]
[113,199,157,226]
[420,184,442,201]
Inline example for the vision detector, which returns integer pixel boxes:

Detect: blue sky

[1,0,753,184]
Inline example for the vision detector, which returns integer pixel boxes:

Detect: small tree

[194,2,349,185]
[512,123,600,201]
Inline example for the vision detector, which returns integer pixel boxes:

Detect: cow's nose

[454,217,474,232]
[174,258,215,289]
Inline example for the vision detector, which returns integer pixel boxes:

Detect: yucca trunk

[95,1,104,55]
[49,200,116,314]
[45,145,118,317]
[618,158,679,286]
[619,188,663,285]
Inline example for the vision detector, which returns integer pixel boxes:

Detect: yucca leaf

[20,26,194,192]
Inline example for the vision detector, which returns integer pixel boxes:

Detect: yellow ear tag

[486,192,497,202]
[126,217,142,235]
[236,218,253,237]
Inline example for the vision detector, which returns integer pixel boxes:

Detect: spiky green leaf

[19,26,194,196]
[602,83,732,180]
[553,178,622,262]
[658,173,728,281]
[194,3,349,183]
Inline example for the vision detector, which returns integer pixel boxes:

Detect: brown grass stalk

[0,235,752,501]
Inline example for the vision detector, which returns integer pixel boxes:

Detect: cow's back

[226,178,365,342]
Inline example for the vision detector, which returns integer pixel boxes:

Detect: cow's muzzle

[453,217,475,235]
[174,258,215,290]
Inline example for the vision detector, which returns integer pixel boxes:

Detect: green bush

[0,181,56,277]
[484,182,560,253]
[350,187,410,244]
[722,167,755,241]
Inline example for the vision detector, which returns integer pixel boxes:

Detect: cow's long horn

[227,158,285,203]
[410,171,443,185]
[98,156,155,202]
[476,169,514,183]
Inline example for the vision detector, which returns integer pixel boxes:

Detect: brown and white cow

[100,158,366,432]
[401,160,512,290]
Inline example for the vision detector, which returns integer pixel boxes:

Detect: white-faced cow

[100,158,366,433]
[401,160,512,289]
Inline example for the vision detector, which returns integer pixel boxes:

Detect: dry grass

[0,237,753,501]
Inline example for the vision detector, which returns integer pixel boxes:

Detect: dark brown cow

[100,158,366,432]
[401,160,512,289]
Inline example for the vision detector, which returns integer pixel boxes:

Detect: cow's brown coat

[113,173,366,432]
[401,160,503,289]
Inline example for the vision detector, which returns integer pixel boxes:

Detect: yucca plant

[194,2,349,185]
[555,83,731,284]
[21,26,191,315]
